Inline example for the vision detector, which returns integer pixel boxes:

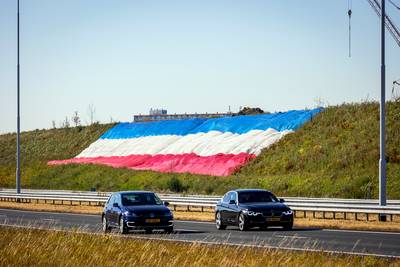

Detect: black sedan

[215,189,293,231]
[102,191,174,234]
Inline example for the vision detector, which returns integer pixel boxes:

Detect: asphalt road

[0,208,399,258]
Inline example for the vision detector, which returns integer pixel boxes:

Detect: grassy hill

[0,102,399,198]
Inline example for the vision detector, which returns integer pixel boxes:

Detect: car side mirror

[113,203,119,208]
[163,201,170,207]
[279,198,285,203]
[229,199,236,205]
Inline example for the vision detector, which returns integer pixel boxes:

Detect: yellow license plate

[266,217,281,222]
[145,218,160,223]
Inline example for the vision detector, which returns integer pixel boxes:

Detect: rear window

[121,193,163,206]
[238,191,278,203]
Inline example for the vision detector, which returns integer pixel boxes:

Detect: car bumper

[246,214,293,226]
[123,215,174,229]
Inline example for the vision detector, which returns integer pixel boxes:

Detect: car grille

[262,210,282,217]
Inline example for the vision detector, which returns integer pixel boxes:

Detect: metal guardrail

[0,188,400,221]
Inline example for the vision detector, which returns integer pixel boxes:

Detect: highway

[0,208,399,258]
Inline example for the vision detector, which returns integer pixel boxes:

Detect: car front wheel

[282,222,293,230]
[119,217,128,234]
[238,213,248,231]
[102,216,111,233]
[215,212,226,230]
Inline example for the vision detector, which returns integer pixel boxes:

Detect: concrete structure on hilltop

[133,108,233,122]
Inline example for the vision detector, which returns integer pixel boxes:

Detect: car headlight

[123,211,137,216]
[243,209,262,216]
[165,211,173,217]
[282,210,293,216]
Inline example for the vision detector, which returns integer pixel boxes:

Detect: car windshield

[121,193,163,206]
[238,191,278,203]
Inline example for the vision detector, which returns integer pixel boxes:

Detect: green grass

[0,102,399,198]
[0,227,398,267]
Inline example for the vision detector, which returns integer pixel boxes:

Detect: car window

[222,193,230,203]
[238,191,278,203]
[121,193,163,206]
[115,194,122,206]
[229,192,237,203]
[107,195,115,207]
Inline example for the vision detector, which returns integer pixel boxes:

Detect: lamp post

[16,0,21,194]
[379,0,387,221]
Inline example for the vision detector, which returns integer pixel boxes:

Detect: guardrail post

[173,205,176,211]
[312,211,315,218]
[333,212,336,220]
[187,205,190,212]
[355,213,358,221]
[366,213,369,221]
[303,211,306,218]
[323,211,326,219]
[390,214,393,221]
[344,212,347,220]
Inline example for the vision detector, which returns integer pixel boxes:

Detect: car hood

[239,202,289,212]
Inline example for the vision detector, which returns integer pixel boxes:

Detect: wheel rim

[103,217,107,231]
[238,214,244,230]
[120,218,124,233]
[216,212,221,228]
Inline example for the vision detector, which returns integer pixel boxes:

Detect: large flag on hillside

[49,109,321,176]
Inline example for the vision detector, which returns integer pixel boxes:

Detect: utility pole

[379,0,386,221]
[16,0,21,194]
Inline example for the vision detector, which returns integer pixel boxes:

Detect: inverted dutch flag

[49,108,321,176]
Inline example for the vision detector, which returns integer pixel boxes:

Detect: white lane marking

[176,220,213,225]
[42,219,58,222]
[0,223,398,259]
[275,235,307,239]
[0,208,100,217]
[322,228,400,235]
[174,228,204,233]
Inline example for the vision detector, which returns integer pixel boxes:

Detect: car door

[105,194,115,224]
[226,192,239,224]
[110,194,121,225]
[219,193,231,224]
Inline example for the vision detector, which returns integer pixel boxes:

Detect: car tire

[119,216,128,234]
[282,222,293,230]
[102,215,111,233]
[165,226,174,234]
[215,212,226,230]
[238,212,249,231]
[145,229,153,234]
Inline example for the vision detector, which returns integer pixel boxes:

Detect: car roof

[233,189,272,193]
[114,191,155,195]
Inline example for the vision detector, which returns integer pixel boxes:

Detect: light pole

[16,0,21,194]
[379,0,386,221]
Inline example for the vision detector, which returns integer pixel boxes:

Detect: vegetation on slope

[0,227,397,267]
[0,102,399,198]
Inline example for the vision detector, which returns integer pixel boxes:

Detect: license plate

[145,218,160,223]
[266,217,281,222]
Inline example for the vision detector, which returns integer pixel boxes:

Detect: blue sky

[0,0,399,133]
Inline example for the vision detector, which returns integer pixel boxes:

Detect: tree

[62,116,70,128]
[72,111,81,127]
[238,107,264,115]
[52,120,56,129]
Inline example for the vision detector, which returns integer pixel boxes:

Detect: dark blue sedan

[215,189,293,231]
[102,191,174,234]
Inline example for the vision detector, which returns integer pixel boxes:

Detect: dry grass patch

[0,226,398,267]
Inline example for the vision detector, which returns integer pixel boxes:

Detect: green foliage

[0,102,399,198]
